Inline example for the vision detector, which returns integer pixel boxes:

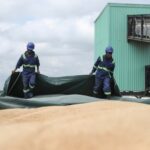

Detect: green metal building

[95,3,150,92]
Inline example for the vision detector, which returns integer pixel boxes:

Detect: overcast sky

[0,0,150,90]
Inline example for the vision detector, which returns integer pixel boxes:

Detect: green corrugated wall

[95,3,150,92]
[95,6,110,59]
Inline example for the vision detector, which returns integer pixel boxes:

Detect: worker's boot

[28,92,33,98]
[93,90,99,98]
[24,93,29,99]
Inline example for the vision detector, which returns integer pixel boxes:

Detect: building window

[127,15,150,43]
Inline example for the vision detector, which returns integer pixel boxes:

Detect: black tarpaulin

[2,72,121,98]
[0,72,123,109]
[0,72,150,109]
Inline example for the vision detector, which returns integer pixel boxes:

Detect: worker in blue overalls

[12,42,40,98]
[90,46,115,98]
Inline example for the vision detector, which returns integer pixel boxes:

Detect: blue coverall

[92,55,115,96]
[15,51,40,98]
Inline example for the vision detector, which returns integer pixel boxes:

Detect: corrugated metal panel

[110,5,150,91]
[95,6,110,59]
[95,3,150,91]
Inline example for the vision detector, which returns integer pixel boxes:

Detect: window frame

[127,14,150,43]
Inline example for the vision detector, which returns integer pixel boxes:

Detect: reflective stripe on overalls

[97,66,112,78]
[22,54,37,68]
[23,88,30,93]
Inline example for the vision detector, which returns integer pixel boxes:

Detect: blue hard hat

[27,42,35,50]
[105,46,113,53]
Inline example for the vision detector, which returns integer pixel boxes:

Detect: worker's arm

[90,56,101,75]
[36,56,40,74]
[12,55,23,73]
[106,61,115,72]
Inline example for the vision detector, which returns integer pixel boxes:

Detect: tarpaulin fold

[2,72,121,98]
[0,72,126,109]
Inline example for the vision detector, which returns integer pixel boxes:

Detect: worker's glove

[37,70,40,74]
[89,71,93,75]
[12,69,16,74]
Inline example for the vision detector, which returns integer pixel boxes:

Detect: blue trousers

[93,73,111,95]
[22,72,36,98]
